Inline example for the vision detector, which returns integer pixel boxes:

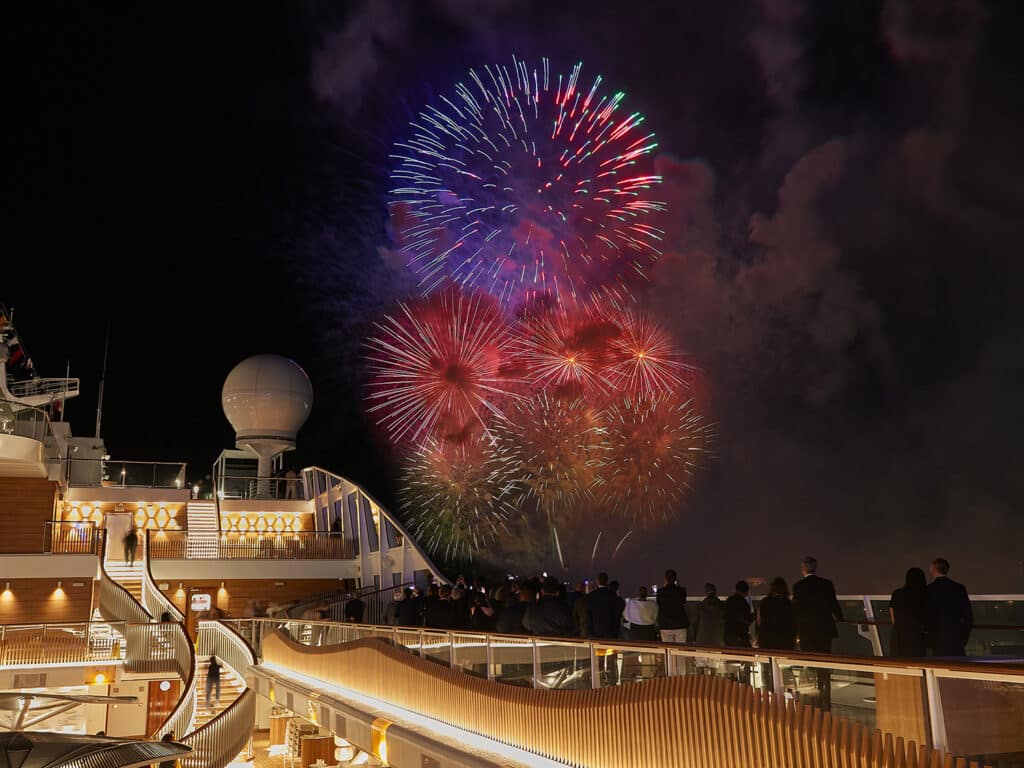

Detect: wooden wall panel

[159,579,343,618]
[0,478,58,553]
[262,633,993,768]
[0,578,94,623]
[146,679,181,737]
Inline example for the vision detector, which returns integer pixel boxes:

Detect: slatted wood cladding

[0,578,94,623]
[262,633,991,768]
[0,478,58,553]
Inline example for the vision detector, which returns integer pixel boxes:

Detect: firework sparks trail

[365,288,521,447]
[390,56,667,310]
[600,396,713,526]
[604,310,693,398]
[491,393,608,566]
[398,435,521,560]
[511,305,619,397]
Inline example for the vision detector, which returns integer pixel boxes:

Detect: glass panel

[345,493,360,556]
[535,640,591,689]
[452,633,488,678]
[395,629,423,655]
[489,635,534,687]
[937,676,1024,764]
[597,644,667,687]
[360,494,380,552]
[776,661,879,728]
[421,630,452,668]
[384,519,401,549]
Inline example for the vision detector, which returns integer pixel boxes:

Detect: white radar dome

[221,355,313,451]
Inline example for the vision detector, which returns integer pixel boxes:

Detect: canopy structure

[0,732,191,768]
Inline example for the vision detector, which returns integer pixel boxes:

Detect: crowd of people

[374,555,974,659]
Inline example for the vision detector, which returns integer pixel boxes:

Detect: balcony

[149,531,351,560]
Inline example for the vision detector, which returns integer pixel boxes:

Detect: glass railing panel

[395,629,423,655]
[489,635,534,686]
[774,660,881,729]
[936,674,1024,765]
[535,639,591,690]
[420,630,452,667]
[451,632,488,679]
[594,643,667,687]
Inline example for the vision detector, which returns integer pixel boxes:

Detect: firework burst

[398,436,520,560]
[605,310,693,398]
[600,396,712,526]
[390,57,666,309]
[511,306,619,397]
[365,288,520,447]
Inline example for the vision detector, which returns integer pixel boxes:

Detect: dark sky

[8,1,1024,593]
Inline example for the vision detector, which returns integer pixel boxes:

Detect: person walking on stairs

[206,655,222,710]
[122,528,138,566]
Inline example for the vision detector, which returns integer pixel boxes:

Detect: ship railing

[216,473,310,501]
[64,458,188,489]
[142,542,184,622]
[285,580,417,626]
[149,530,351,560]
[42,520,100,555]
[0,396,66,463]
[241,616,1024,760]
[0,620,126,667]
[8,376,80,399]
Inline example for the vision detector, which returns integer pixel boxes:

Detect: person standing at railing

[523,577,574,636]
[792,556,842,710]
[285,467,299,499]
[927,557,973,656]
[756,577,796,693]
[624,586,658,641]
[889,567,930,657]
[656,569,689,643]
[724,580,755,648]
[344,594,365,623]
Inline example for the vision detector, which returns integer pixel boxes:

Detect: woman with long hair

[889,567,929,657]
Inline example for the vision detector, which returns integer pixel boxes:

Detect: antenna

[95,325,110,440]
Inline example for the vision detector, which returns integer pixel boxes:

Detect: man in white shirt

[624,585,659,641]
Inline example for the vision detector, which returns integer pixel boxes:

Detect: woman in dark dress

[889,567,929,657]
[756,577,796,651]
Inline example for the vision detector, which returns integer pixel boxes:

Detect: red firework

[512,305,619,397]
[600,395,713,526]
[365,288,521,447]
[605,310,693,398]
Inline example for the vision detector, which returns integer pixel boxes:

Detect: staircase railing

[198,620,257,680]
[124,622,190,679]
[180,688,256,768]
[154,623,198,740]
[97,533,153,624]
[143,531,184,621]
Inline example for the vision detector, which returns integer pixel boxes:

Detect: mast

[94,325,109,440]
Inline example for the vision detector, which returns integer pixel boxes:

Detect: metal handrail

[64,458,188,489]
[143,532,184,622]
[8,377,80,398]
[0,621,126,667]
[231,617,1024,681]
[42,520,99,555]
[149,530,351,560]
[156,623,198,740]
[180,688,256,768]
[198,621,257,680]
[96,532,153,624]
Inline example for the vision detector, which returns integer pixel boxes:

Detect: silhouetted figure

[344,595,365,623]
[122,528,138,566]
[523,577,574,636]
[691,583,725,647]
[792,556,842,709]
[285,468,299,499]
[889,567,929,657]
[724,580,754,648]
[656,569,689,643]
[757,577,796,651]
[205,656,221,710]
[496,585,532,634]
[586,573,621,639]
[927,558,972,656]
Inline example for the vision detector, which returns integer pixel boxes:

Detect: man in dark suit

[586,572,621,685]
[792,556,843,709]
[926,558,973,656]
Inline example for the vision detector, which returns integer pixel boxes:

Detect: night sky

[8,1,1023,593]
